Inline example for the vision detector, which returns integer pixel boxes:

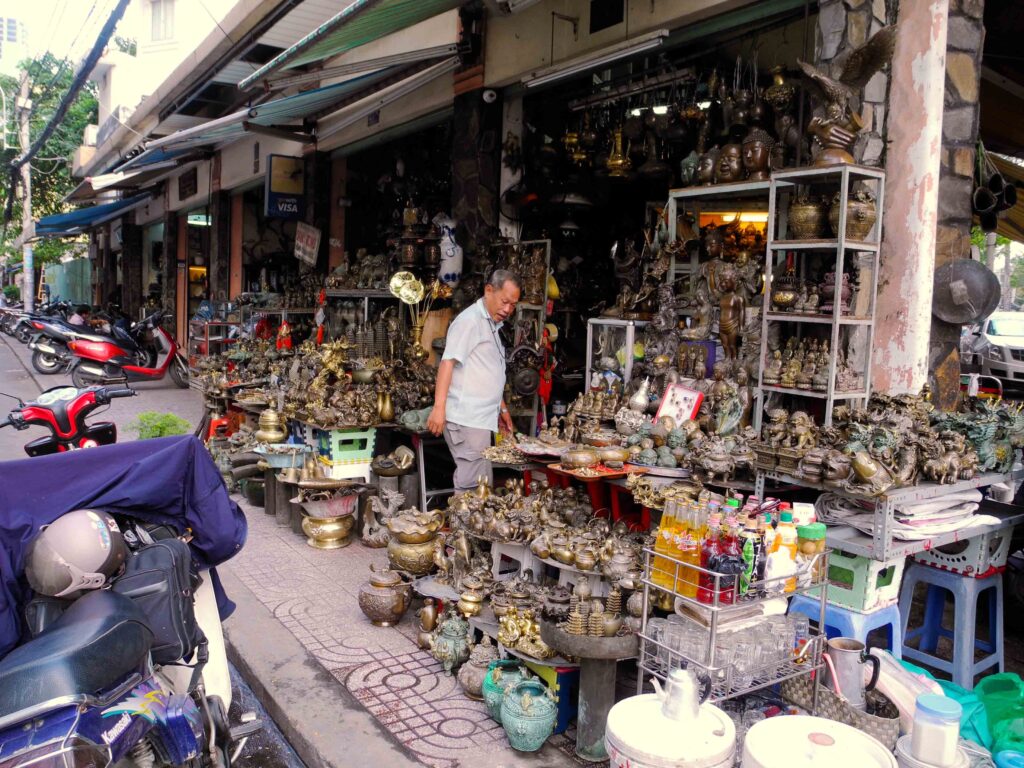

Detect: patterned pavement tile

[228,497,579,768]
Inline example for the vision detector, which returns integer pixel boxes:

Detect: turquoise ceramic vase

[500,679,557,752]
[481,660,527,722]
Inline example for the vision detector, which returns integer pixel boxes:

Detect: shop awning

[237,0,464,91]
[35,193,152,238]
[989,154,1024,245]
[115,67,406,171]
[66,149,198,202]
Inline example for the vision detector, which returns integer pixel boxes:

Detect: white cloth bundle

[815,490,995,540]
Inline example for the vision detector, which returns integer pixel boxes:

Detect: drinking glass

[731,641,758,691]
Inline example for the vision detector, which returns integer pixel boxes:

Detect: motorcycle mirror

[0,391,25,407]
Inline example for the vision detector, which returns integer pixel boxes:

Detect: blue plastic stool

[898,561,1004,688]
[788,594,903,658]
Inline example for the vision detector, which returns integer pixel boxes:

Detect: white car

[968,311,1024,386]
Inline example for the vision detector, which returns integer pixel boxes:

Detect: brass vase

[378,391,395,422]
[405,321,429,363]
[301,513,355,549]
[357,566,412,626]
[787,196,829,240]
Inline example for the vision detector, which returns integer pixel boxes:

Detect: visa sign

[264,154,305,220]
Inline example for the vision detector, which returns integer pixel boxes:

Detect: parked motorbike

[10,299,72,344]
[27,316,121,375]
[0,509,259,768]
[69,310,189,389]
[0,384,136,455]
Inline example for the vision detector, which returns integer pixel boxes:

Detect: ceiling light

[522,30,669,89]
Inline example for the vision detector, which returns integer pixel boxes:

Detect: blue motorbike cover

[0,676,203,766]
[0,436,247,657]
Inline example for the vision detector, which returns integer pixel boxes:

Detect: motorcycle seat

[0,590,153,718]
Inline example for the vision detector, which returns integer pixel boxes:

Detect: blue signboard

[264,154,305,220]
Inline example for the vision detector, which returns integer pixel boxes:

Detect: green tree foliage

[0,52,98,264]
[971,225,1011,266]
[128,411,192,439]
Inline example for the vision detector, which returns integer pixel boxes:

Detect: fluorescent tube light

[521,29,668,88]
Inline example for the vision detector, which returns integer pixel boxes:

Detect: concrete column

[209,191,231,300]
[230,193,244,298]
[328,156,347,270]
[871,0,949,395]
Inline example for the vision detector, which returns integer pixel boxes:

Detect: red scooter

[0,384,136,456]
[67,309,189,389]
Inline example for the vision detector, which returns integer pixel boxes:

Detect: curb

[217,567,423,768]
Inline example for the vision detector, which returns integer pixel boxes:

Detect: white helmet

[25,510,127,598]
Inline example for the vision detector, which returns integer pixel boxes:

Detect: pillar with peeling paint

[872,0,949,395]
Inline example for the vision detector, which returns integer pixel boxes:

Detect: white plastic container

[742,715,897,768]
[605,693,735,768]
[910,695,962,768]
[896,736,969,768]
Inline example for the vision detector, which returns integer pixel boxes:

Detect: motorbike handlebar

[106,388,136,399]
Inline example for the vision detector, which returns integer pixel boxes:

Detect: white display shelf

[764,312,873,325]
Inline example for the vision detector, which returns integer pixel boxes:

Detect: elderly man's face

[483,280,520,323]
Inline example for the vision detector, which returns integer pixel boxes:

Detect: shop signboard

[294,222,320,266]
[265,155,305,220]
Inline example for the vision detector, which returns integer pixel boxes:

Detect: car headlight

[987,345,1006,361]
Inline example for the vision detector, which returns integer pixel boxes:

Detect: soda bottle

[674,528,700,598]
[697,515,724,604]
[739,528,757,598]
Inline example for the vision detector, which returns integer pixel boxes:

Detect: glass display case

[584,318,648,395]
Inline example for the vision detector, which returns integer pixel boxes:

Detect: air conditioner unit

[496,0,544,14]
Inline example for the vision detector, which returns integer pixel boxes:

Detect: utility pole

[17,74,33,311]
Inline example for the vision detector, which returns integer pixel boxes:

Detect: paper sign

[294,222,321,266]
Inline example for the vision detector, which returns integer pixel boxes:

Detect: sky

[0,0,143,60]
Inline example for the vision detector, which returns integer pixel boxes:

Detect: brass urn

[829,188,878,242]
[254,409,287,443]
[387,535,438,575]
[787,196,829,240]
[357,566,412,626]
[301,513,355,549]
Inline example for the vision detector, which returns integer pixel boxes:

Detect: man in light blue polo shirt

[427,270,521,491]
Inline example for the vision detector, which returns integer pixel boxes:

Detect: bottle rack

[636,546,828,705]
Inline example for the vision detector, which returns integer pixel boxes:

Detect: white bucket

[895,736,970,768]
[605,693,736,768]
[742,715,897,768]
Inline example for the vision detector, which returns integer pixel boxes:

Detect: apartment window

[151,0,174,42]
[6,19,16,43]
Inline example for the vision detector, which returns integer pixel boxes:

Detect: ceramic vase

[438,227,463,287]
[482,660,528,722]
[501,679,557,752]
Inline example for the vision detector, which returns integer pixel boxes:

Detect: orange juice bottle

[674,526,701,598]
[653,498,679,587]
[771,510,799,592]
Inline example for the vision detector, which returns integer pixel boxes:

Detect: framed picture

[656,384,704,424]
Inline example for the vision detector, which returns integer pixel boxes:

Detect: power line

[3,0,131,228]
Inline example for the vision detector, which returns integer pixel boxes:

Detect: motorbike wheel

[72,366,99,389]
[31,349,63,375]
[15,328,31,344]
[170,355,189,389]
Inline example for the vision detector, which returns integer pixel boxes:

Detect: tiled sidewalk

[224,497,583,768]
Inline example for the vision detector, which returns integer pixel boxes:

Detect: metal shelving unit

[637,547,828,705]
[754,164,885,432]
[187,319,240,378]
[584,318,648,393]
[323,288,398,323]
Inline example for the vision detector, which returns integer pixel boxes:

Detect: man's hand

[499,408,514,437]
[426,406,445,436]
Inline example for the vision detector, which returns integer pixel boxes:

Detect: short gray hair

[488,269,522,291]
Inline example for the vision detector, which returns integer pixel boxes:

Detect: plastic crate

[808,550,907,613]
[522,661,579,735]
[312,426,376,464]
[913,528,1013,577]
[317,456,373,482]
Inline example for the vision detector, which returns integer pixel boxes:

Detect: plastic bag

[976,675,1024,755]
[895,656,993,748]
[870,649,944,733]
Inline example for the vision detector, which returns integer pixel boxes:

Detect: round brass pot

[390,528,437,544]
[787,197,829,240]
[254,410,287,443]
[357,568,412,626]
[561,448,599,469]
[387,535,437,575]
[574,549,597,572]
[457,590,484,618]
[351,367,382,384]
[301,513,355,549]
[596,446,630,464]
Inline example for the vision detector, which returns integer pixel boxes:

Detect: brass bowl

[561,448,599,469]
[351,367,383,384]
[390,528,438,544]
[771,289,799,310]
[301,513,355,550]
[597,446,630,464]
